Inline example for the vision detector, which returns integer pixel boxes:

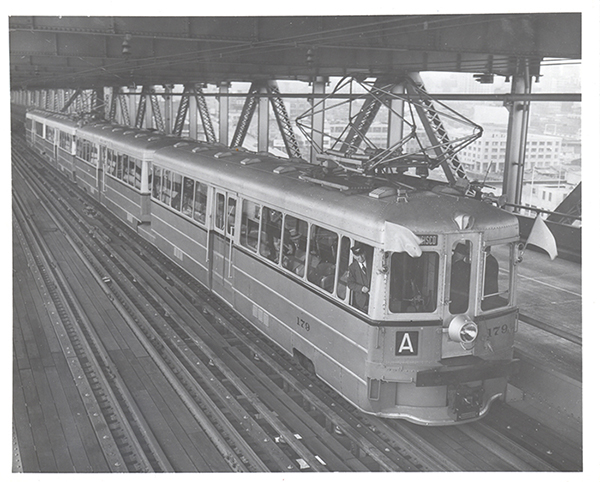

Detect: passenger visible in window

[347,245,371,313]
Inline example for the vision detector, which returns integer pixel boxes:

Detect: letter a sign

[395,331,419,356]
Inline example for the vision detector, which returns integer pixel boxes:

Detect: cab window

[389,252,439,313]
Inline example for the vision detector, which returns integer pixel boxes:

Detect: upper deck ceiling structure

[9,14,581,90]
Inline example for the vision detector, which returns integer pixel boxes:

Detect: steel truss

[296,76,481,188]
[230,80,302,159]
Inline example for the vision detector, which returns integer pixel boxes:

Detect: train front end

[363,196,521,425]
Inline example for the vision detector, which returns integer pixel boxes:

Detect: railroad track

[12,134,583,472]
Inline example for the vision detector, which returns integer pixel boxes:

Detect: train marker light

[454,213,474,230]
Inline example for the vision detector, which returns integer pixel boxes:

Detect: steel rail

[13,152,265,473]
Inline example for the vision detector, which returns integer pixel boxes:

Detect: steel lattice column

[108,87,118,122]
[218,82,230,145]
[173,85,190,137]
[193,85,217,143]
[407,73,466,185]
[230,82,261,149]
[310,77,327,164]
[502,62,532,210]
[135,86,149,129]
[149,91,165,133]
[387,82,406,149]
[267,81,302,159]
[339,78,389,155]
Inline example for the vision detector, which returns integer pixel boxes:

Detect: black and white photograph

[7,3,597,480]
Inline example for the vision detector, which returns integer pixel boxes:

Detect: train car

[76,123,181,227]
[23,109,521,425]
[149,140,521,425]
[25,110,78,176]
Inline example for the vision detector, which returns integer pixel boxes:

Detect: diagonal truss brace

[193,84,217,143]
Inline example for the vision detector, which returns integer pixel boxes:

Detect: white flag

[526,215,558,260]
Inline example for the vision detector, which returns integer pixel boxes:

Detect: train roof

[76,123,183,159]
[152,141,519,246]
[26,109,79,132]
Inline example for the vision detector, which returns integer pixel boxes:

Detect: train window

[45,126,55,142]
[115,153,123,180]
[91,144,99,166]
[59,131,69,151]
[282,214,308,277]
[161,169,172,205]
[171,173,182,211]
[336,236,351,300]
[193,182,207,224]
[35,121,43,137]
[125,156,135,185]
[152,166,162,199]
[449,241,472,314]
[481,244,511,311]
[227,197,237,236]
[107,149,116,176]
[134,159,142,190]
[181,177,195,218]
[389,252,439,313]
[260,207,283,263]
[307,225,338,293]
[215,193,225,231]
[241,200,260,252]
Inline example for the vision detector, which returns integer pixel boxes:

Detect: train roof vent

[192,147,210,153]
[240,158,261,165]
[111,127,124,132]
[123,130,136,135]
[214,151,233,159]
[147,136,162,141]
[369,186,397,199]
[134,133,149,138]
[174,142,190,148]
[101,125,114,130]
[273,165,296,174]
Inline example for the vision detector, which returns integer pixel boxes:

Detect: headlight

[448,314,478,344]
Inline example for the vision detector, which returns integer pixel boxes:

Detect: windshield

[389,251,439,313]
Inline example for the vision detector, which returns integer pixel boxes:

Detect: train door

[209,189,237,303]
[97,145,105,203]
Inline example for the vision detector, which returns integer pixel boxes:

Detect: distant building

[460,128,562,176]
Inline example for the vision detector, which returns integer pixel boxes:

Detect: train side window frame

[161,169,172,205]
[181,176,195,218]
[281,214,308,278]
[307,224,338,294]
[240,199,261,253]
[259,207,283,264]
[171,172,183,211]
[336,236,351,301]
[215,191,226,232]
[152,165,162,199]
[193,180,208,225]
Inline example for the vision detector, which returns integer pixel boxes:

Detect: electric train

[25,108,521,425]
